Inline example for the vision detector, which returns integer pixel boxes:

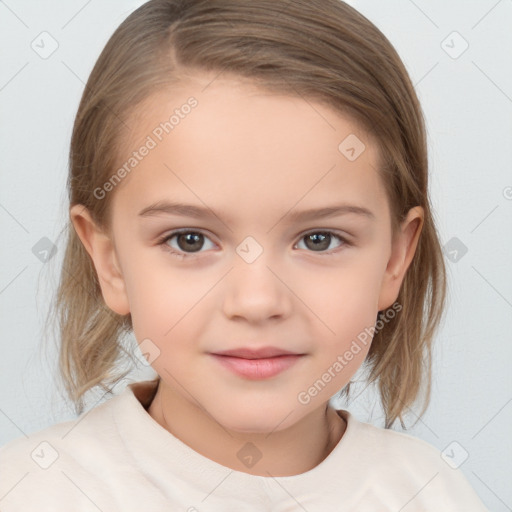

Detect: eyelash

[156,228,352,259]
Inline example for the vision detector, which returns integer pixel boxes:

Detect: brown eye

[176,232,204,252]
[159,230,215,256]
[296,231,347,253]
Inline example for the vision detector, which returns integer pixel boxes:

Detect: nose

[222,252,293,324]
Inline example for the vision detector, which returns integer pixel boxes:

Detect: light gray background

[1,1,511,509]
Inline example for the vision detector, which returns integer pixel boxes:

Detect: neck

[146,379,346,477]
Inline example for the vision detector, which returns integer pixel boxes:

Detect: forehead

[110,76,388,225]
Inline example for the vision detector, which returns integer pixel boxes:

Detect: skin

[70,73,423,477]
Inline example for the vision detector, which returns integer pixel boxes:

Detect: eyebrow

[138,200,375,223]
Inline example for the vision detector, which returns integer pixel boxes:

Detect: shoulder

[1,391,119,466]
[340,410,489,511]
[354,413,445,462]
[0,389,129,510]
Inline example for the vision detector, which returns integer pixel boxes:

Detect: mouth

[210,346,303,359]
[209,347,306,379]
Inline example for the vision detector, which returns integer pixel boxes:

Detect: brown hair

[44,0,446,428]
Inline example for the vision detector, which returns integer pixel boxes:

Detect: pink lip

[210,354,305,379]
[212,346,301,359]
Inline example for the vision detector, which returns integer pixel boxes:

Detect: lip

[209,353,305,380]
[211,346,302,359]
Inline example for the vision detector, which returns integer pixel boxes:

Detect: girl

[0,0,489,510]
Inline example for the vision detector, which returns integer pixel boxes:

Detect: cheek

[299,253,385,377]
[120,255,174,336]
[303,254,384,329]
[123,259,214,354]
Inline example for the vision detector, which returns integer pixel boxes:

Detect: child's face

[73,74,421,433]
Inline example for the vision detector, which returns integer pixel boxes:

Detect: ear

[377,206,424,311]
[69,204,130,316]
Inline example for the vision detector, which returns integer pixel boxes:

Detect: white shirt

[0,378,489,511]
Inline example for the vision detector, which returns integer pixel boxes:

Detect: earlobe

[69,204,130,316]
[377,206,424,311]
